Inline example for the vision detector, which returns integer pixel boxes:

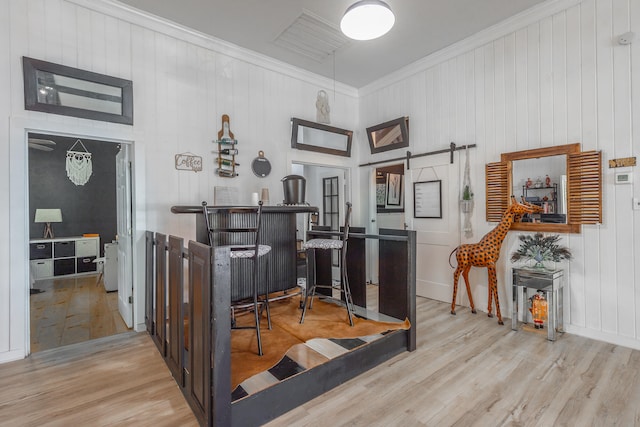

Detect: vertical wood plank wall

[1,0,640,362]
[0,0,359,361]
[0,1,11,357]
[359,0,640,348]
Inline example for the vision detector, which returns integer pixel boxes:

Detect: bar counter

[171,204,318,295]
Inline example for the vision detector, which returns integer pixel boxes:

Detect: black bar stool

[300,202,354,326]
[202,201,271,356]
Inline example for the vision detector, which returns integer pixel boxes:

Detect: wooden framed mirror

[290,118,353,157]
[486,143,602,233]
[366,117,409,154]
[23,56,133,125]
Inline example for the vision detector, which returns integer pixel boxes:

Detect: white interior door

[407,154,461,302]
[116,145,133,328]
[367,168,379,284]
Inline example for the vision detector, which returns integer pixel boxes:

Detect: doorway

[374,163,406,228]
[291,161,351,285]
[367,163,407,285]
[27,132,133,352]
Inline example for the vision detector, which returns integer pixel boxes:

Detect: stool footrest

[314,284,347,292]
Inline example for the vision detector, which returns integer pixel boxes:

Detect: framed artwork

[366,116,409,154]
[22,56,133,125]
[386,173,402,206]
[414,180,442,218]
[376,183,386,207]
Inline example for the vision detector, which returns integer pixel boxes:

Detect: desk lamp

[35,208,62,239]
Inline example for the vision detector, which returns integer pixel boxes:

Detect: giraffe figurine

[449,196,542,324]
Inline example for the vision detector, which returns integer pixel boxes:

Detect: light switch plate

[634,198,640,211]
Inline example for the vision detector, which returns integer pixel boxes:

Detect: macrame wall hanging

[315,89,330,124]
[66,139,93,186]
[460,144,474,237]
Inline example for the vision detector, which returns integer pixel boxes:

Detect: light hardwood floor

[2,297,639,426]
[30,275,130,352]
[0,332,198,427]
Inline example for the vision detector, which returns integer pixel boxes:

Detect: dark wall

[28,133,119,255]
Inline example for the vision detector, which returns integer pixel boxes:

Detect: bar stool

[202,201,271,356]
[300,202,354,326]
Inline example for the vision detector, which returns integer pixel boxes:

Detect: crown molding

[66,0,359,98]
[358,0,584,96]
[66,0,583,100]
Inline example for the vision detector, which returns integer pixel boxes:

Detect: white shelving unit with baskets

[29,236,99,280]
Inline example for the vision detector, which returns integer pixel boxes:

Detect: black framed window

[322,177,340,230]
[322,176,340,267]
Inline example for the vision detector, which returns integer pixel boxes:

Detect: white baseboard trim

[0,349,25,364]
[564,325,640,351]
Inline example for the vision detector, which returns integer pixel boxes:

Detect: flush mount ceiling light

[340,0,395,41]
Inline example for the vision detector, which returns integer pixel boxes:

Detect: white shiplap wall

[0,0,12,360]
[359,0,640,349]
[1,0,639,361]
[0,0,359,362]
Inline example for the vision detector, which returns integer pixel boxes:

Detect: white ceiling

[118,0,546,88]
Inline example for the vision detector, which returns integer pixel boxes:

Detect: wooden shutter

[567,150,602,224]
[486,161,509,222]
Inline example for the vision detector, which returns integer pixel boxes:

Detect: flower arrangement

[510,232,572,268]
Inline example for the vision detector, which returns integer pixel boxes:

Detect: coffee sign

[175,152,203,172]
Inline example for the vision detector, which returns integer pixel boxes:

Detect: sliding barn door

[407,154,460,302]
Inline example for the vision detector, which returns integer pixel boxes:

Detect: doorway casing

[6,115,140,361]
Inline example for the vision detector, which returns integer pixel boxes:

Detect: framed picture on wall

[386,173,402,206]
[413,180,442,218]
[376,183,386,207]
[366,117,409,154]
